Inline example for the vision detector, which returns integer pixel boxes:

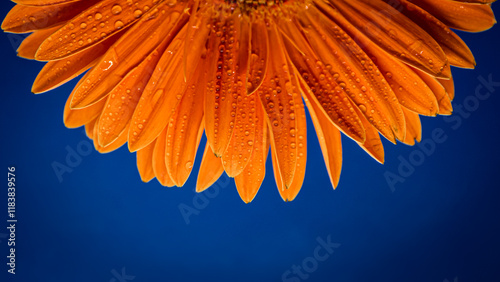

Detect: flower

[2,0,496,202]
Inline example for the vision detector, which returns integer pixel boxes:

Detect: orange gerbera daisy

[2,0,496,202]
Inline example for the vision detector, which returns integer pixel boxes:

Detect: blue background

[1,2,499,282]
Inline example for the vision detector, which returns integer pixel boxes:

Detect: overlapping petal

[3,0,496,202]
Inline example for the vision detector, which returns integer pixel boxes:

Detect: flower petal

[271,91,307,203]
[400,107,422,146]
[93,116,127,154]
[280,17,367,143]
[17,24,61,59]
[319,0,450,78]
[221,92,258,177]
[136,140,156,183]
[68,2,189,109]
[301,81,343,189]
[397,0,476,69]
[96,38,168,147]
[33,31,122,94]
[297,7,406,142]
[408,0,496,32]
[196,143,224,193]
[165,73,205,186]
[35,0,162,60]
[2,1,99,34]
[85,117,96,140]
[152,127,175,187]
[234,99,268,203]
[412,68,452,115]
[247,18,268,95]
[128,20,209,152]
[205,14,251,157]
[13,0,87,6]
[438,76,455,101]
[257,23,304,188]
[354,106,385,163]
[63,72,106,128]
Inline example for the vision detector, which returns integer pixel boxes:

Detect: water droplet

[115,20,124,29]
[112,5,123,15]
[134,9,143,18]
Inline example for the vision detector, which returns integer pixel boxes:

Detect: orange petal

[275,71,308,201]
[451,0,495,3]
[96,38,168,148]
[247,18,268,95]
[221,92,257,177]
[63,72,106,128]
[412,68,453,115]
[205,14,251,156]
[398,0,476,69]
[2,1,99,34]
[127,35,186,152]
[438,76,455,101]
[35,0,163,60]
[271,89,307,204]
[13,0,87,5]
[301,81,343,189]
[152,128,174,187]
[128,19,209,152]
[165,71,206,186]
[196,143,224,193]
[136,140,156,183]
[93,119,127,154]
[257,23,302,188]
[234,99,269,203]
[68,2,189,109]
[85,117,96,140]
[409,0,496,32]
[17,24,61,59]
[33,32,122,94]
[297,8,406,142]
[353,106,385,163]
[280,17,366,143]
[361,45,439,117]
[314,1,439,117]
[319,0,450,78]
[400,108,422,146]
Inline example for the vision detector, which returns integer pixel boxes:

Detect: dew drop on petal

[112,5,123,15]
[115,20,124,29]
